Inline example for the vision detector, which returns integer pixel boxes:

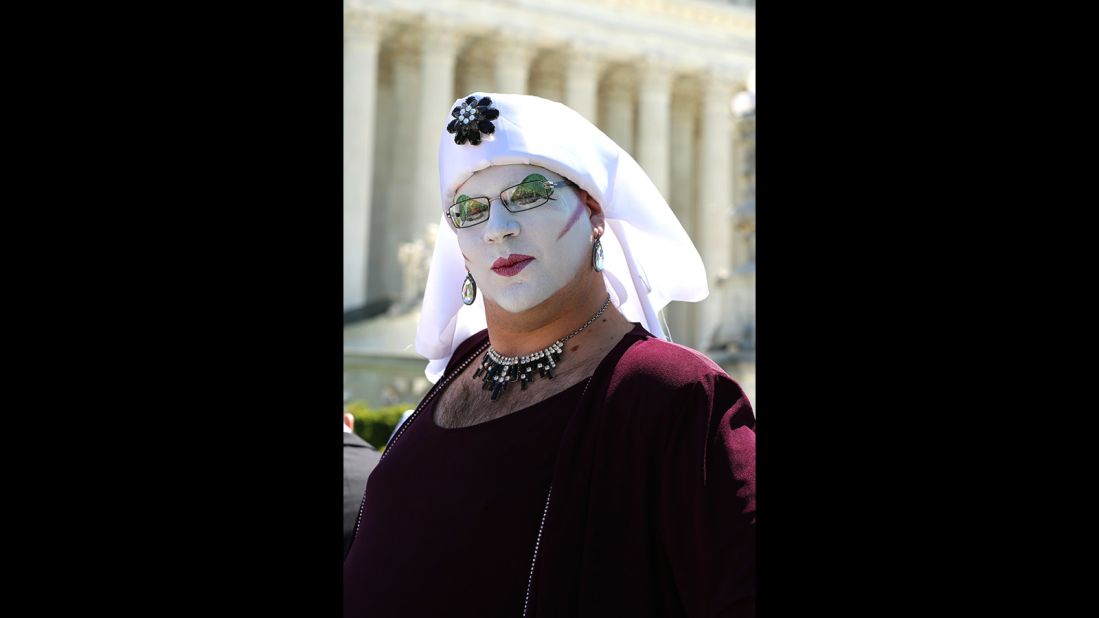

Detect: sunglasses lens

[506,180,553,211]
[450,196,490,227]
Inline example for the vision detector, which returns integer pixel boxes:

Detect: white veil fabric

[415,93,709,383]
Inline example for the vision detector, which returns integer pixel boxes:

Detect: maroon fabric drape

[344,324,755,617]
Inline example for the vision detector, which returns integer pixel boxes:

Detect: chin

[486,284,557,314]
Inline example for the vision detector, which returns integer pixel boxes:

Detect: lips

[491,254,535,277]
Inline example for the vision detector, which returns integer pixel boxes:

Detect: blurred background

[344,0,756,429]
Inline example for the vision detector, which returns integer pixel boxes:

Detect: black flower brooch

[447,95,499,145]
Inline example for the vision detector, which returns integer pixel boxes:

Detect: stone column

[563,43,601,123]
[343,12,382,311]
[495,40,535,95]
[636,57,674,197]
[529,57,564,104]
[413,20,460,245]
[366,51,395,302]
[669,81,699,246]
[377,32,421,303]
[694,71,735,351]
[599,68,635,155]
[728,86,754,349]
[666,80,699,345]
[730,90,752,270]
[457,45,495,100]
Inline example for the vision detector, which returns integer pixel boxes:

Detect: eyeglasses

[447,175,576,229]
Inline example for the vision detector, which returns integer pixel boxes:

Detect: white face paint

[450,164,593,314]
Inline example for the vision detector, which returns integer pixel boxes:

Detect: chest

[349,389,577,615]
[434,362,595,429]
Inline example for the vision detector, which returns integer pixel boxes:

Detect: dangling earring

[462,271,477,305]
[592,237,604,272]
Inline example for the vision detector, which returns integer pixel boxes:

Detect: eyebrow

[465,174,557,197]
[556,201,586,240]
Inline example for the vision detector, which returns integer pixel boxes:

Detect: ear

[579,190,605,239]
[343,412,355,431]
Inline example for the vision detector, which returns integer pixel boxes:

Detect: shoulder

[597,325,755,440]
[343,431,378,451]
[608,328,733,394]
[344,433,382,468]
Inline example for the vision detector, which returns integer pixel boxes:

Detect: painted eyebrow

[464,173,553,196]
[556,201,586,240]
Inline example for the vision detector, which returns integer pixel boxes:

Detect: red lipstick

[491,254,534,277]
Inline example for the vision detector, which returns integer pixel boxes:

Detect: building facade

[345,0,756,407]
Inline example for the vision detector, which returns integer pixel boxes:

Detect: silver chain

[560,295,612,343]
[489,295,611,364]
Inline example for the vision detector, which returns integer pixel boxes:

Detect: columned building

[345,0,756,405]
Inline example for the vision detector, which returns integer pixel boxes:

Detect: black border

[754,3,1020,612]
[74,2,349,614]
[48,1,1037,614]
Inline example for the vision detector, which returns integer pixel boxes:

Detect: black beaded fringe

[473,341,564,401]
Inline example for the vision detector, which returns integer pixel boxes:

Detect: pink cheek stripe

[556,202,586,241]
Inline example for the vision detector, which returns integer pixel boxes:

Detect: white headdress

[415,93,708,382]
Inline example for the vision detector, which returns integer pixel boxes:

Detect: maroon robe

[344,323,755,617]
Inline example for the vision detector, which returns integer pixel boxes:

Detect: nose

[481,198,520,243]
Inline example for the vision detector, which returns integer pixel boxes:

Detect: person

[344,93,755,617]
[343,410,381,558]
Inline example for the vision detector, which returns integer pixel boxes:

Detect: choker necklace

[474,296,612,401]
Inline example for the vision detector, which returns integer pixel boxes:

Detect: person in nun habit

[344,92,755,618]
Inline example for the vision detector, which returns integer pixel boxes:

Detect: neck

[483,272,623,357]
